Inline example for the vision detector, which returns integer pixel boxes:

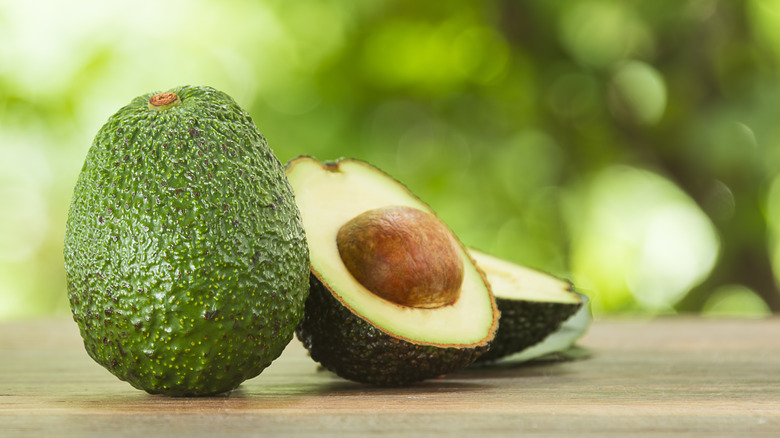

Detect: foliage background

[1,0,779,320]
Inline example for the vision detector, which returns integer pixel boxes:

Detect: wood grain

[1,318,779,437]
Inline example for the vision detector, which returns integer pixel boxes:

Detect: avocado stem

[148,92,181,111]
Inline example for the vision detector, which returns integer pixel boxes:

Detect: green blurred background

[2,0,779,320]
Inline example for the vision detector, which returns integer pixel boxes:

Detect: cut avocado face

[468,249,583,363]
[286,157,499,385]
[64,86,310,396]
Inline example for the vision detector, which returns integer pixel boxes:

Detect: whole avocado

[64,86,309,396]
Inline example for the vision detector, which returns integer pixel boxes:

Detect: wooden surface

[1,317,779,437]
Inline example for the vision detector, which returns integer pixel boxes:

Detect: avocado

[468,249,583,363]
[286,157,499,386]
[63,86,310,396]
[505,292,591,363]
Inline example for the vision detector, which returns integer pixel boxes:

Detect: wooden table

[1,318,778,437]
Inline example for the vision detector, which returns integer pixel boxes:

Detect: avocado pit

[336,205,464,308]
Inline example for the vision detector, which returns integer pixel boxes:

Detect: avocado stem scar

[149,92,181,111]
[323,161,343,172]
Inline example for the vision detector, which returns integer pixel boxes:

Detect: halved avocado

[286,156,499,385]
[468,249,584,363]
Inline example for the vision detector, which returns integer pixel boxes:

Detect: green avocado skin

[295,274,487,386]
[64,86,309,396]
[475,298,582,363]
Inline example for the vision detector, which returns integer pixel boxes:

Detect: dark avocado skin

[64,85,309,396]
[475,298,582,363]
[295,273,488,386]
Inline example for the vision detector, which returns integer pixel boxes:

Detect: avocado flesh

[64,86,310,396]
[286,157,498,385]
[469,249,583,363]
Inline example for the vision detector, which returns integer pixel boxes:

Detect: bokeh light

[569,166,719,315]
[609,61,667,125]
[702,284,771,317]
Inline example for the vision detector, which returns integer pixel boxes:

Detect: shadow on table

[450,345,594,380]
[58,373,493,413]
[54,346,593,412]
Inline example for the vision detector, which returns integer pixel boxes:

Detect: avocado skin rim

[475,297,583,363]
[295,273,489,386]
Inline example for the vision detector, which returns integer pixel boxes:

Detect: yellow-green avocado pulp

[287,157,498,386]
[64,86,310,396]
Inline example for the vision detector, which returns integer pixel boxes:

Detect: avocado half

[468,249,583,363]
[286,157,499,386]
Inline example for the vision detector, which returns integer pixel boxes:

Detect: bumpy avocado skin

[475,298,582,363]
[64,86,309,396]
[295,274,487,386]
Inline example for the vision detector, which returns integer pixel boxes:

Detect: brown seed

[336,206,463,308]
